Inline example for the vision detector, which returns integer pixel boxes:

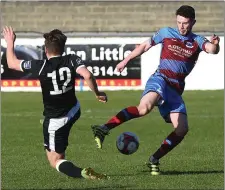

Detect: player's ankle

[100,125,109,132]
[149,156,159,164]
[56,159,83,178]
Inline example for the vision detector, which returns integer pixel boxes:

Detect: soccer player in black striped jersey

[3,26,108,180]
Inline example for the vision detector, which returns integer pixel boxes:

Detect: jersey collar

[48,55,61,60]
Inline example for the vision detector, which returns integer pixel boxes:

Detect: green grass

[1,90,224,190]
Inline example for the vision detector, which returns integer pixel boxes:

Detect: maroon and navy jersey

[20,54,85,118]
[150,27,209,94]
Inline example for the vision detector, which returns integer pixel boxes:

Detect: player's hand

[96,91,107,103]
[3,26,16,46]
[116,60,127,72]
[210,34,220,45]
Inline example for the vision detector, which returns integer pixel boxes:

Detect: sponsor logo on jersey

[168,44,193,58]
[24,61,31,69]
[76,58,82,65]
[185,42,194,48]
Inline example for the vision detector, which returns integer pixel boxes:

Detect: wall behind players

[1,36,224,91]
[1,1,224,33]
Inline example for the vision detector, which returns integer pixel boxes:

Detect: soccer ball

[116,132,139,155]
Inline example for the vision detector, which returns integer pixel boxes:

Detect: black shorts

[43,103,81,153]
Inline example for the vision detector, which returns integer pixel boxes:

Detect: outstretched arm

[117,40,152,72]
[124,40,152,64]
[3,26,23,71]
[76,66,107,103]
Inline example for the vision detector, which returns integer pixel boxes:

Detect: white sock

[56,159,67,172]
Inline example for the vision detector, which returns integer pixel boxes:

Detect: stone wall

[1,1,224,33]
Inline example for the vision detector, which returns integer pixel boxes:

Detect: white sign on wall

[1,36,224,91]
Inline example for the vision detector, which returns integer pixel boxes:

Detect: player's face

[176,15,195,36]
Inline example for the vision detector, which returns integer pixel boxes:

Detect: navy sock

[56,160,83,178]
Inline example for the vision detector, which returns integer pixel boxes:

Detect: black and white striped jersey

[20,54,85,118]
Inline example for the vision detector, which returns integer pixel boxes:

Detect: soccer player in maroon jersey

[91,5,220,175]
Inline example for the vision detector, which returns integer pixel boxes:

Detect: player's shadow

[142,170,224,175]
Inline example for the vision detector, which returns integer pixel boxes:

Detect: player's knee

[137,103,154,116]
[46,150,64,169]
[175,124,189,137]
[171,113,188,137]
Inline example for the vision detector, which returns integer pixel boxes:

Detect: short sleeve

[70,55,86,72]
[195,35,210,52]
[20,60,45,76]
[150,27,168,46]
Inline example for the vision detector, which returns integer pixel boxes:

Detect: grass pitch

[1,90,224,189]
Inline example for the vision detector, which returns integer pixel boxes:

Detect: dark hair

[43,29,67,55]
[176,5,195,20]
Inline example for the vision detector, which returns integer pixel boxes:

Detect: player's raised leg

[148,113,188,175]
[91,91,160,149]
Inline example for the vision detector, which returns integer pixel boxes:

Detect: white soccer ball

[116,132,139,155]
